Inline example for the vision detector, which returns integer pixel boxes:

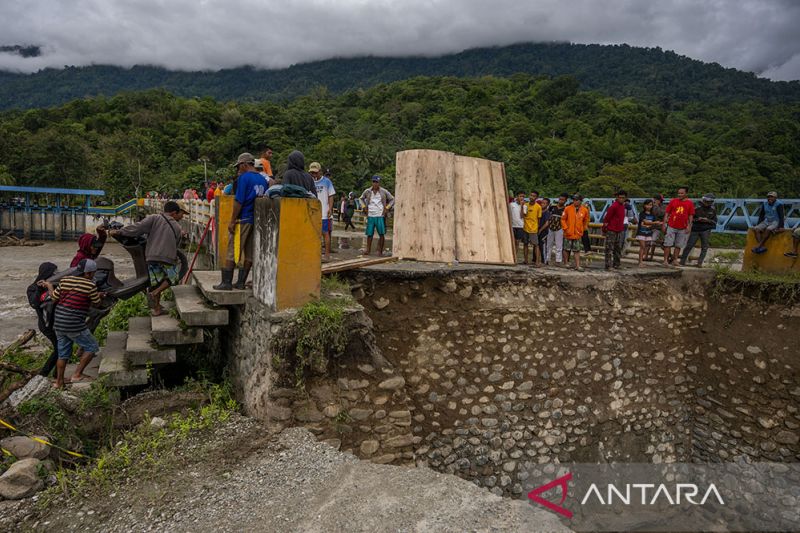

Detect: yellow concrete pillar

[743,229,800,274]
[252,197,321,311]
[215,195,240,265]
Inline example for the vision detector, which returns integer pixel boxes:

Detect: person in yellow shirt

[523,191,543,266]
[561,194,591,271]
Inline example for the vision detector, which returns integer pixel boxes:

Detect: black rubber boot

[213,269,234,291]
[233,266,251,290]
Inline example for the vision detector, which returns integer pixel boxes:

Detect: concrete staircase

[94,271,247,387]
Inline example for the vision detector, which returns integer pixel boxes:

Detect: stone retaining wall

[225,268,800,498]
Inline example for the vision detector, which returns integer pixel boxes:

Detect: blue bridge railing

[580,198,799,233]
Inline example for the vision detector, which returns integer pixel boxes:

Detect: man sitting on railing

[752,192,785,254]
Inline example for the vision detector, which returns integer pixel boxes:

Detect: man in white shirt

[310,161,336,261]
[508,192,525,263]
[360,175,394,256]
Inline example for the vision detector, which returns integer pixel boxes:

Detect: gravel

[23,417,567,532]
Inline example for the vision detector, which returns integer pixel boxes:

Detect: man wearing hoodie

[214,153,268,291]
[282,150,316,194]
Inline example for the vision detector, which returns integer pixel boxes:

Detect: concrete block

[125,317,176,365]
[193,270,248,306]
[151,314,203,345]
[253,197,321,311]
[743,229,800,274]
[172,285,229,326]
[97,332,149,387]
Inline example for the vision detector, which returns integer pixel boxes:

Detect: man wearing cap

[37,259,104,388]
[360,176,394,256]
[752,192,784,254]
[215,153,268,290]
[680,193,717,267]
[310,162,336,261]
[111,201,189,315]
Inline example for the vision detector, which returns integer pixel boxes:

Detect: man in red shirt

[602,190,627,270]
[662,186,695,265]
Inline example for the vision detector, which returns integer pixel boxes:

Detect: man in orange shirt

[561,195,590,271]
[260,147,274,183]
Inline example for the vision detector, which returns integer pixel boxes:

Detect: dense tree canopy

[0,42,798,111]
[0,75,798,203]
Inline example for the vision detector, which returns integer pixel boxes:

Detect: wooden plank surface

[394,150,456,262]
[322,256,397,274]
[394,149,513,265]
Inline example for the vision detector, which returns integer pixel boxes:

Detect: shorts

[366,217,386,237]
[56,328,99,360]
[512,228,525,241]
[564,239,582,252]
[794,227,800,239]
[664,226,689,248]
[148,262,180,288]
[636,235,653,242]
[226,223,254,265]
[651,228,663,243]
[322,219,331,233]
[523,231,539,245]
[754,221,779,232]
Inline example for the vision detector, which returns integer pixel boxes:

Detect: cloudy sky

[0,0,799,80]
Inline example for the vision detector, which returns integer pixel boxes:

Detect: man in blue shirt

[215,153,267,290]
[752,191,785,254]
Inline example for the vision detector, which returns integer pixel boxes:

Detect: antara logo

[528,472,725,518]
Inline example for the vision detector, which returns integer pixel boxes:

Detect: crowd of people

[509,188,796,272]
[209,150,395,289]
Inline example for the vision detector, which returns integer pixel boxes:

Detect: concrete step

[126,317,177,366]
[173,284,229,327]
[151,314,204,345]
[193,270,248,306]
[97,332,149,387]
[65,352,101,380]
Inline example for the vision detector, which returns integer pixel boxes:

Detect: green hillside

[0,42,799,110]
[1,75,797,201]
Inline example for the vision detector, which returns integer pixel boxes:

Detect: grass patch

[711,267,800,304]
[38,382,236,507]
[270,297,350,389]
[321,274,351,296]
[94,293,149,345]
[13,379,119,456]
[709,233,747,249]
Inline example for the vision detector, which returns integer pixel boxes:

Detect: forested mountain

[1,42,799,110]
[1,75,797,201]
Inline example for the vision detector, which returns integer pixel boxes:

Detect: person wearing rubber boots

[215,153,267,291]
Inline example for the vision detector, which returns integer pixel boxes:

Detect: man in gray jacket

[111,201,187,315]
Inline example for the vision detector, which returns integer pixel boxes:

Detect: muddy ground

[0,241,136,348]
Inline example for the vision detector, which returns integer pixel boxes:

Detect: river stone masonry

[224,266,800,498]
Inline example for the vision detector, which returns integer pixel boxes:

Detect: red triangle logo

[527,472,573,518]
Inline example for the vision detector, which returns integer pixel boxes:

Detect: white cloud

[0,0,798,80]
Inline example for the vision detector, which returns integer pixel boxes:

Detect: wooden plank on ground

[322,256,397,274]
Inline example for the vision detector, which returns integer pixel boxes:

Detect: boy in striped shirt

[38,259,104,388]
